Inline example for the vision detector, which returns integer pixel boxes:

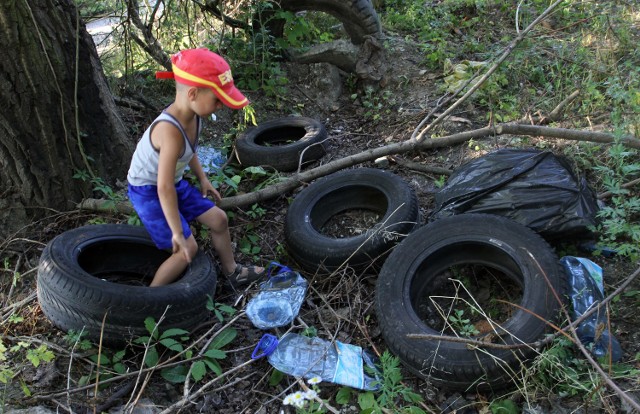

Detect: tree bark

[0,0,134,238]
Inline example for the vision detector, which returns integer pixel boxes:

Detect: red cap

[156,48,249,109]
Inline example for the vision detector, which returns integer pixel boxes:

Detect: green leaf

[89,354,111,366]
[402,389,424,403]
[190,361,207,382]
[113,362,127,375]
[214,309,223,322]
[144,317,159,339]
[144,346,159,368]
[217,303,236,316]
[20,379,32,397]
[490,399,519,414]
[161,365,188,383]
[204,349,226,360]
[335,387,352,405]
[203,359,222,376]
[268,369,284,386]
[209,328,237,350]
[113,350,126,363]
[160,328,190,340]
[159,338,184,352]
[133,336,150,345]
[358,392,376,410]
[78,375,91,387]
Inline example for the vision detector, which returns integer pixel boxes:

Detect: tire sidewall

[285,168,420,270]
[236,117,327,171]
[37,224,216,342]
[376,214,564,390]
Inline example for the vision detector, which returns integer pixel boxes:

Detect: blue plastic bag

[560,256,622,361]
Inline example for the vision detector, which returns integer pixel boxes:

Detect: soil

[2,33,640,414]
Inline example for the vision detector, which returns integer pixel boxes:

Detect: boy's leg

[129,183,195,287]
[196,206,265,283]
[196,206,238,275]
[150,235,198,287]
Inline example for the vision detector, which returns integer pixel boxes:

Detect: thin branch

[598,177,640,200]
[413,0,566,141]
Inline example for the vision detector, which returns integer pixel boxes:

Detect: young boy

[127,48,265,287]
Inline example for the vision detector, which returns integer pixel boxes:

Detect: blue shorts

[128,179,215,249]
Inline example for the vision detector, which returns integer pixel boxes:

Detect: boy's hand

[201,179,222,202]
[172,233,192,263]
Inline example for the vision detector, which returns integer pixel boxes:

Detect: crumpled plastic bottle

[266,332,380,391]
[196,145,227,172]
[560,256,623,361]
[246,263,308,329]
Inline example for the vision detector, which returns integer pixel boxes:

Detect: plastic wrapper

[429,149,600,239]
[267,333,380,391]
[560,256,622,361]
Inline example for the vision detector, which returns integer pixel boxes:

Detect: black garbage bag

[428,148,600,239]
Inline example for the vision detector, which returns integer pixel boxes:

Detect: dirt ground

[2,34,640,413]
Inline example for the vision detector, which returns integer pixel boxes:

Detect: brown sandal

[226,264,266,287]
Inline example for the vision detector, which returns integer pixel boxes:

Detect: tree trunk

[0,0,134,238]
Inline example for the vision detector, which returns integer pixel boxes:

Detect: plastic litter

[267,332,380,390]
[252,334,279,359]
[197,145,227,173]
[429,149,600,239]
[246,262,308,329]
[560,256,623,361]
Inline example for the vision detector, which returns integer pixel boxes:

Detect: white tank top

[127,111,202,186]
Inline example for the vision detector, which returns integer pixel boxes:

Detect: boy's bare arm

[155,124,191,259]
[189,155,221,202]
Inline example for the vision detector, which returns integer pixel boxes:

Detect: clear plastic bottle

[196,145,227,172]
[560,256,623,361]
[246,263,308,329]
[267,333,380,390]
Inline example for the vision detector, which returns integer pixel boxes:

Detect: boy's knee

[203,206,228,229]
[186,236,199,257]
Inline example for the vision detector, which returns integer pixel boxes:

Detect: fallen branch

[77,123,640,213]
[390,157,453,176]
[519,89,581,125]
[598,177,640,200]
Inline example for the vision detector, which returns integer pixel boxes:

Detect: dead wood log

[78,124,640,213]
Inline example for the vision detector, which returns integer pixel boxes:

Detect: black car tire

[376,214,566,391]
[37,224,217,344]
[235,117,327,172]
[284,168,420,273]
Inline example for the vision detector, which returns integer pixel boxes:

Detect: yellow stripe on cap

[172,63,248,107]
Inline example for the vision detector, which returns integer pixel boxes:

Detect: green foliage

[64,329,93,351]
[586,144,640,260]
[9,342,55,368]
[0,340,14,385]
[489,398,519,414]
[448,309,480,337]
[350,86,394,121]
[133,316,236,384]
[239,226,262,260]
[358,352,425,414]
[434,175,447,188]
[530,336,640,401]
[206,297,237,323]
